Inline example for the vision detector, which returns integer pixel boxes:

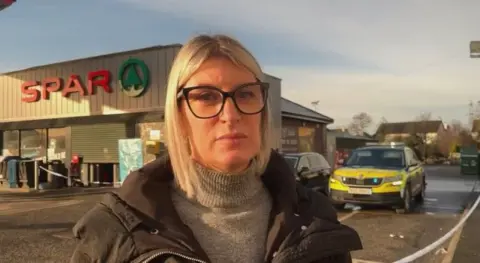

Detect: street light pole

[470,41,479,149]
[470,42,480,125]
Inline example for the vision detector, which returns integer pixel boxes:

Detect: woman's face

[181,57,263,172]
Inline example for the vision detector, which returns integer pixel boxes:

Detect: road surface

[338,165,479,263]
[0,165,477,263]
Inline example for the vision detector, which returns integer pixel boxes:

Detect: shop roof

[281,98,334,124]
[2,44,183,75]
[376,120,444,135]
[1,43,280,82]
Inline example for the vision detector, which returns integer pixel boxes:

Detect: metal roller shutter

[71,123,132,163]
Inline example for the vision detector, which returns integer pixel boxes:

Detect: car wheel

[415,178,426,203]
[395,186,412,214]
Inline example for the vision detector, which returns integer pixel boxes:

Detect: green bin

[460,146,478,176]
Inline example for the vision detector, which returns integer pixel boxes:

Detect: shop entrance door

[92,163,114,186]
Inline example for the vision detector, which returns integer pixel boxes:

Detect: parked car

[281,152,332,194]
[329,142,426,214]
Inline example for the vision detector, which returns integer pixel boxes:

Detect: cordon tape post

[18,159,83,190]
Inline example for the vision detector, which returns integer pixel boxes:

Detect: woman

[70,34,362,263]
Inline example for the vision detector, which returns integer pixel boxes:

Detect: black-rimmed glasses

[177,82,269,119]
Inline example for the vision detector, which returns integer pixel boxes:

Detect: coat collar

[116,150,299,261]
[117,149,298,222]
[110,150,362,262]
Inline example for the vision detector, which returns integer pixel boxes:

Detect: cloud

[266,65,477,125]
[118,0,480,126]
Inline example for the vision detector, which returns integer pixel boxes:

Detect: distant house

[375,120,446,144]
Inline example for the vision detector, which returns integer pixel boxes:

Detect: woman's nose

[219,98,241,122]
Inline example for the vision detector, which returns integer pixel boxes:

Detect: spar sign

[20,58,150,103]
[0,0,16,11]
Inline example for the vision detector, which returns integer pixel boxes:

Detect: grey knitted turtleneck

[171,161,272,263]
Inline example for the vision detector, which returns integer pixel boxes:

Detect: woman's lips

[215,133,248,146]
[216,133,248,141]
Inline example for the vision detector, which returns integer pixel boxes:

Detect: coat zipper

[139,250,208,263]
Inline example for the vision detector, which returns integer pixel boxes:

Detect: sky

[1,0,480,131]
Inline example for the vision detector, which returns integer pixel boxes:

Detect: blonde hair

[164,34,274,197]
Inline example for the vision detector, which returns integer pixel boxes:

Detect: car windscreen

[318,154,331,169]
[282,156,299,172]
[345,148,405,169]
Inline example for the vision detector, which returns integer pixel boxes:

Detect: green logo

[118,58,150,97]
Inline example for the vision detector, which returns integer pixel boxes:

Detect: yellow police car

[329,143,426,214]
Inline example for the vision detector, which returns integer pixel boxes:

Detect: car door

[410,148,424,194]
[405,148,422,194]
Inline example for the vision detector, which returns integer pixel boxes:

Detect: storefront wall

[280,117,327,154]
[0,45,181,123]
[136,122,165,164]
[264,75,282,150]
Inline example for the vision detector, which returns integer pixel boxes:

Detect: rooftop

[328,128,377,141]
[376,120,444,135]
[281,98,334,124]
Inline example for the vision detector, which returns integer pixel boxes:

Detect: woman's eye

[190,91,220,101]
[237,91,255,98]
[199,93,216,100]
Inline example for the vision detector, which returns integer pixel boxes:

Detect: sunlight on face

[181,57,263,172]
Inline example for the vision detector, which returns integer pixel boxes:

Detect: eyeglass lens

[186,83,266,118]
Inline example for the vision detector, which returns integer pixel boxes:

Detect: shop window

[136,122,165,164]
[281,127,299,153]
[20,129,47,160]
[2,130,19,157]
[298,127,315,152]
[48,128,67,161]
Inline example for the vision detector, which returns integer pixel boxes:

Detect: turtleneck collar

[173,160,265,208]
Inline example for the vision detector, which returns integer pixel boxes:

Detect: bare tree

[415,112,432,121]
[448,120,476,147]
[437,120,476,154]
[374,116,388,141]
[348,112,373,136]
[436,120,464,156]
[458,129,476,146]
[436,128,455,157]
[413,112,433,159]
[449,120,464,136]
[468,100,480,127]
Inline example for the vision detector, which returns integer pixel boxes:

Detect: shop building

[326,128,378,166]
[280,98,334,155]
[0,44,282,186]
